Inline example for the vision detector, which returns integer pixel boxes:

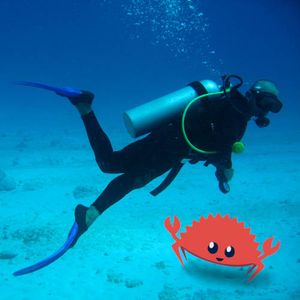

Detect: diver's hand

[215,168,234,194]
[216,167,234,182]
[218,181,230,193]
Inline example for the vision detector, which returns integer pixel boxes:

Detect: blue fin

[13,81,82,98]
[13,222,79,276]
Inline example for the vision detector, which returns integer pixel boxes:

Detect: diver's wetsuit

[82,90,250,214]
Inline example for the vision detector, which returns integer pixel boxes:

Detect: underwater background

[0,0,299,299]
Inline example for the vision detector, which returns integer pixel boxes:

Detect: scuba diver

[13,75,283,276]
[67,75,283,245]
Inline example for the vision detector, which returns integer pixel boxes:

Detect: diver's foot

[68,91,94,116]
[69,204,89,248]
[56,89,94,116]
[56,88,94,105]
[68,90,94,106]
[69,204,100,248]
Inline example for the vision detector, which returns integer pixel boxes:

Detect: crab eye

[208,241,218,254]
[225,246,235,257]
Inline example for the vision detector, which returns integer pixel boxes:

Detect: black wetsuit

[82,90,250,214]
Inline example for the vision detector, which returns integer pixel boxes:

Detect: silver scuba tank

[123,80,220,138]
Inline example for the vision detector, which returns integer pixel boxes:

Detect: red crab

[164,214,280,281]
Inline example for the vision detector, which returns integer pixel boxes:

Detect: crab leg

[181,248,187,261]
[247,262,264,282]
[172,243,184,266]
[247,264,255,274]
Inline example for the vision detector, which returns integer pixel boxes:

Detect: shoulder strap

[150,163,184,196]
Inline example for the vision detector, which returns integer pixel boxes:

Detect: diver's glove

[216,167,234,182]
[56,89,94,106]
[215,167,234,194]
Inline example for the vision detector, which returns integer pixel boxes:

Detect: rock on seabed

[0,169,16,191]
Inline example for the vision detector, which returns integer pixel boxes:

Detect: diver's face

[247,90,283,118]
[247,91,268,118]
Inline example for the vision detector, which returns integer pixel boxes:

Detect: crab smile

[216,257,224,262]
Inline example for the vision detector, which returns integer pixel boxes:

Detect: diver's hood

[222,76,283,128]
[250,80,283,114]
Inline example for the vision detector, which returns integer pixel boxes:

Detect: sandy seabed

[0,124,299,300]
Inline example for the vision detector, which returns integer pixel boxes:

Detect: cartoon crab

[164,214,280,281]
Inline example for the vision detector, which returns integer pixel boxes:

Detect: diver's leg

[70,92,123,172]
[61,90,146,174]
[92,170,166,213]
[71,93,155,174]
[80,111,160,174]
[69,91,166,175]
[67,90,115,170]
[71,165,171,247]
[81,111,114,170]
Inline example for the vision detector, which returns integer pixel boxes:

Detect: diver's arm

[205,151,234,193]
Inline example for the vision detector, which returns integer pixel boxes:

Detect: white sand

[0,121,299,300]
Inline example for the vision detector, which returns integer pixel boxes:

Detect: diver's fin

[13,204,90,276]
[13,80,82,98]
[13,222,79,276]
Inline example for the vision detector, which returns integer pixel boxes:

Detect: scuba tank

[123,80,220,138]
[122,75,246,196]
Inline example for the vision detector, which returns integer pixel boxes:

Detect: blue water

[0,0,299,299]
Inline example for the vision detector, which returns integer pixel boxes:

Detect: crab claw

[165,216,181,241]
[261,237,280,260]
